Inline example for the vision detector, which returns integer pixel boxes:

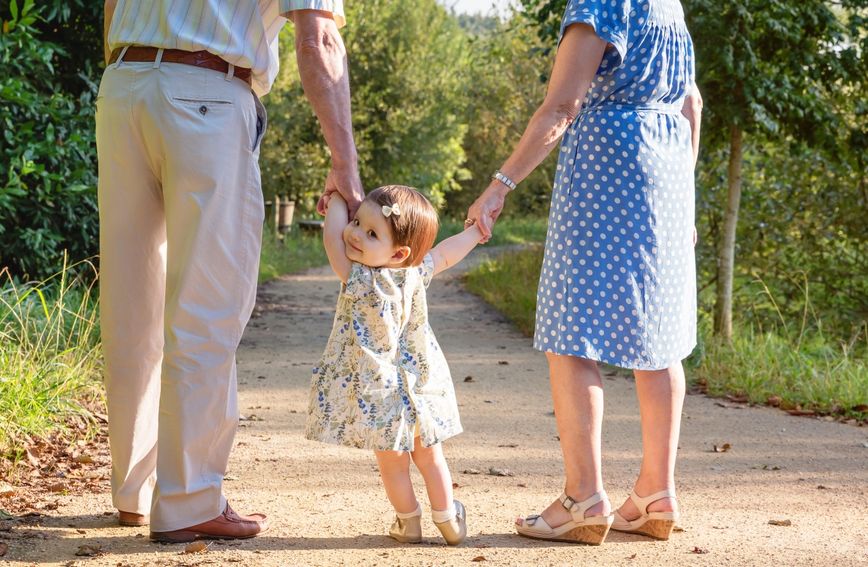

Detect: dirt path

[5,252,868,566]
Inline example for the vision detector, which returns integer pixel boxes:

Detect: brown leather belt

[109,46,252,86]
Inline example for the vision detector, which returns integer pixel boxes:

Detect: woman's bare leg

[517,353,609,528]
[617,363,685,518]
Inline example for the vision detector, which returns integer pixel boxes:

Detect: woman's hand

[467,182,510,243]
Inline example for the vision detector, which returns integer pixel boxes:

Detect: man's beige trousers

[96,56,265,532]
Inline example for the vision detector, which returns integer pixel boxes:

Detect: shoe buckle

[561,495,577,511]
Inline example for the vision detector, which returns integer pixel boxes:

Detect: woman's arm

[467,23,608,241]
[430,225,483,277]
[323,194,352,283]
[681,86,703,166]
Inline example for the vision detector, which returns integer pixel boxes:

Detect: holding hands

[466,177,512,244]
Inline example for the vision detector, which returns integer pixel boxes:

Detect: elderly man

[97,1,363,542]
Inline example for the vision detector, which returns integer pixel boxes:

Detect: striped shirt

[107,1,346,96]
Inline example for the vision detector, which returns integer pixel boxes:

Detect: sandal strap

[629,489,677,515]
[559,491,607,520]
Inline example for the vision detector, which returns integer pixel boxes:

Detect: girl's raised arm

[430,224,483,277]
[323,193,352,283]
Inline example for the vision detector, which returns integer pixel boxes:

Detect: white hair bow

[381,204,401,218]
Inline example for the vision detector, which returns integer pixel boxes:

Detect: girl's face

[343,200,410,268]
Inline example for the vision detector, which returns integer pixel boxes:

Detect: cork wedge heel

[515,492,613,545]
[612,489,679,541]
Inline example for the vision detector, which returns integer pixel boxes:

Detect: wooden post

[278,197,295,234]
[273,194,281,237]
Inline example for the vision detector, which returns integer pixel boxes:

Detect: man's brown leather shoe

[118,511,149,527]
[149,503,268,543]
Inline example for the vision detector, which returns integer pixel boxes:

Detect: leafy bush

[0,1,100,279]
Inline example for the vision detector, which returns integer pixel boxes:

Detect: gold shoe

[612,489,679,540]
[434,500,467,546]
[389,508,422,544]
[516,492,613,545]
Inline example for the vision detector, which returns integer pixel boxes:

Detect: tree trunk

[714,124,744,340]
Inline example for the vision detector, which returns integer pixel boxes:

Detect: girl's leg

[519,353,609,528]
[375,450,419,514]
[617,363,685,519]
[410,439,453,513]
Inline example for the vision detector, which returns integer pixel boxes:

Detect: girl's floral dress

[305,254,462,451]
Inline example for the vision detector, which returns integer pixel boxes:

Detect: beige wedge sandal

[611,489,679,540]
[388,507,422,544]
[515,492,613,545]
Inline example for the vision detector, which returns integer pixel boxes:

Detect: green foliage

[696,138,868,340]
[258,228,327,284]
[260,0,473,212]
[464,245,544,336]
[445,16,557,217]
[0,259,102,456]
[0,1,100,279]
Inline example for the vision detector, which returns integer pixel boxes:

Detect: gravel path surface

[7,253,868,566]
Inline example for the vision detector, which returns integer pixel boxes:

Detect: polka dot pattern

[534,0,697,370]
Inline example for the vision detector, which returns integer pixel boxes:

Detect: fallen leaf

[24,448,40,468]
[0,484,14,498]
[47,482,65,493]
[851,404,868,412]
[517,483,528,488]
[464,376,475,383]
[497,444,518,448]
[497,361,509,365]
[452,482,460,489]
[463,468,482,475]
[627,553,637,560]
[817,485,829,490]
[73,455,94,465]
[76,529,86,534]
[726,394,749,403]
[484,400,494,404]
[712,443,731,453]
[786,409,816,416]
[224,475,238,481]
[184,541,208,554]
[0,542,6,557]
[75,544,103,557]
[0,510,14,520]
[672,525,685,532]
[488,467,514,477]
[766,395,782,407]
[690,546,709,554]
[768,519,791,526]
[471,556,486,562]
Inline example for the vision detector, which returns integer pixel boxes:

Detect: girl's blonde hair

[366,185,439,267]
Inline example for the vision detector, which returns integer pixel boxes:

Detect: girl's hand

[467,182,510,243]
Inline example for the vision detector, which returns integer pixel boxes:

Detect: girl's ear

[391,246,411,265]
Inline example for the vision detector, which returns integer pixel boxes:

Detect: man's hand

[316,165,363,218]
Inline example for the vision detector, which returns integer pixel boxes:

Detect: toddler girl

[305,185,482,545]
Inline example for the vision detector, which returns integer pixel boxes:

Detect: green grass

[464,247,868,419]
[464,245,544,336]
[0,259,103,458]
[258,227,327,283]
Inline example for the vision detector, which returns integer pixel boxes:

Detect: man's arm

[430,225,483,277]
[322,194,352,283]
[104,0,117,64]
[290,10,364,215]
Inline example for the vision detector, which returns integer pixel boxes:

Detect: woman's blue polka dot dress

[533,0,697,370]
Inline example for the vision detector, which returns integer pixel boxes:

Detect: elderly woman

[467,0,702,545]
